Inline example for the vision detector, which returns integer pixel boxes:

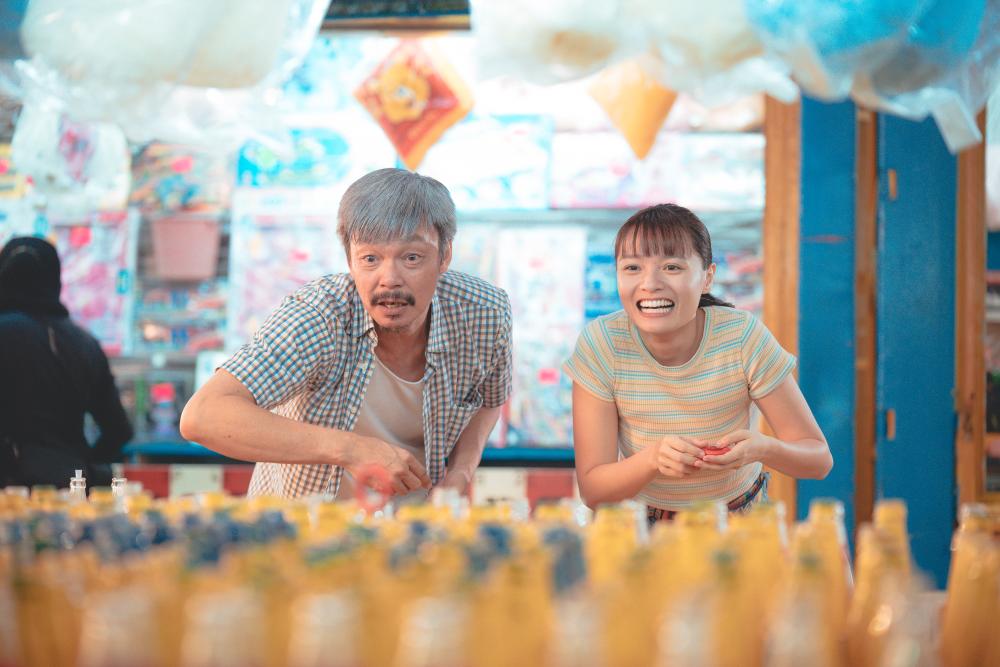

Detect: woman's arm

[89,360,134,463]
[701,376,832,479]
[573,383,706,507]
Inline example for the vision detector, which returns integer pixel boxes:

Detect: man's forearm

[443,405,502,485]
[180,391,359,466]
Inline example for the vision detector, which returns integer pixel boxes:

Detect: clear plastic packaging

[640,0,798,105]
[851,0,999,153]
[10,104,130,216]
[746,0,928,100]
[471,0,645,84]
[7,0,327,151]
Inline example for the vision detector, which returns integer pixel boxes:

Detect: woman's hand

[647,435,707,478]
[696,429,772,472]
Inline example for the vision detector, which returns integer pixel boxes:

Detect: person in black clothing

[0,236,133,487]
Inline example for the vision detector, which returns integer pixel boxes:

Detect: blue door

[875,115,957,587]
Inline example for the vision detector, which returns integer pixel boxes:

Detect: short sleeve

[740,314,797,400]
[562,321,615,402]
[220,295,335,409]
[480,294,513,408]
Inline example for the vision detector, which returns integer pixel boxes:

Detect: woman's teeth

[638,299,675,312]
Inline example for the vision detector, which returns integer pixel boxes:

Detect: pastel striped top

[562,306,796,510]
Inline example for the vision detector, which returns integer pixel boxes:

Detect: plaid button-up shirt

[221,270,512,498]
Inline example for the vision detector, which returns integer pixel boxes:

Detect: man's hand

[438,468,473,495]
[646,435,707,478]
[344,437,431,495]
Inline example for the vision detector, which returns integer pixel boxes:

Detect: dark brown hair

[614,204,734,308]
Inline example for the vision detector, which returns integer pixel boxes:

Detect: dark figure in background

[0,236,133,487]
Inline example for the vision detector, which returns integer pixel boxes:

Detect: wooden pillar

[763,96,801,518]
[854,108,878,528]
[955,111,986,505]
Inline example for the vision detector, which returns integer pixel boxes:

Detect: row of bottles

[1,475,999,667]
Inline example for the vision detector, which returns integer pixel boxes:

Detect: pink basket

[150,215,220,281]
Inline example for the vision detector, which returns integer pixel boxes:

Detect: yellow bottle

[872,499,911,578]
[940,528,1000,667]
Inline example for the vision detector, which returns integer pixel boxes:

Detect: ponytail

[699,293,734,308]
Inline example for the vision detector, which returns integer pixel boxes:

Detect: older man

[181,168,512,498]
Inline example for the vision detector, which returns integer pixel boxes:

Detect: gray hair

[337,168,456,261]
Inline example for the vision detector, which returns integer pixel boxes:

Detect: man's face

[348,225,451,335]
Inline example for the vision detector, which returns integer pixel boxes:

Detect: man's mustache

[371,290,416,306]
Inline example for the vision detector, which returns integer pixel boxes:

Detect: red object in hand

[354,463,393,514]
[703,445,732,456]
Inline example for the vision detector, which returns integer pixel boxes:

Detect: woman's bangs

[615,220,694,260]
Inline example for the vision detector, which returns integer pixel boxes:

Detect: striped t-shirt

[562,306,796,510]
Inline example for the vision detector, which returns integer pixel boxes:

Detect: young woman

[563,204,831,523]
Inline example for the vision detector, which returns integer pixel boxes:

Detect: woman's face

[616,248,715,339]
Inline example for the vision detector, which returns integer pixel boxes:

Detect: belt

[646,471,768,524]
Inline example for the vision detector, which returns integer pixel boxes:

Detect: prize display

[2,481,997,667]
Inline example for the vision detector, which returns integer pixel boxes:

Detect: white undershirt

[347,354,427,502]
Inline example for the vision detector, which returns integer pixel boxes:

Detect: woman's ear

[702,262,716,293]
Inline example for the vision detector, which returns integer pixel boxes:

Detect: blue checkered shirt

[221,270,512,498]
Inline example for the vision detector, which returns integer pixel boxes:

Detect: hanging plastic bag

[10,103,130,216]
[864,0,986,96]
[639,0,798,105]
[746,0,928,100]
[471,0,645,84]
[851,0,999,153]
[10,0,326,152]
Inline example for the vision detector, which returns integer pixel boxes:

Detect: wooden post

[955,111,986,505]
[763,97,801,518]
[854,107,878,528]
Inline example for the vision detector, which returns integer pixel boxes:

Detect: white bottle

[69,469,87,503]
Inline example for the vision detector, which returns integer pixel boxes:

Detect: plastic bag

[851,0,999,153]
[9,0,326,151]
[471,0,645,84]
[746,0,928,100]
[19,0,307,89]
[640,0,798,104]
[865,0,986,96]
[10,103,130,216]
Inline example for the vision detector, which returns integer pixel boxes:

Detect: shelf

[124,441,575,467]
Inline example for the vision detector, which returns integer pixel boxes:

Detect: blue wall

[798,99,858,541]
[988,231,1000,270]
[874,116,956,587]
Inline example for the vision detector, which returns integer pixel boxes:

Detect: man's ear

[439,241,452,274]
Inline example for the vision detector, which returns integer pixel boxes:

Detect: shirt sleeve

[562,320,615,402]
[220,294,335,409]
[480,293,513,408]
[741,313,797,400]
[88,347,134,462]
